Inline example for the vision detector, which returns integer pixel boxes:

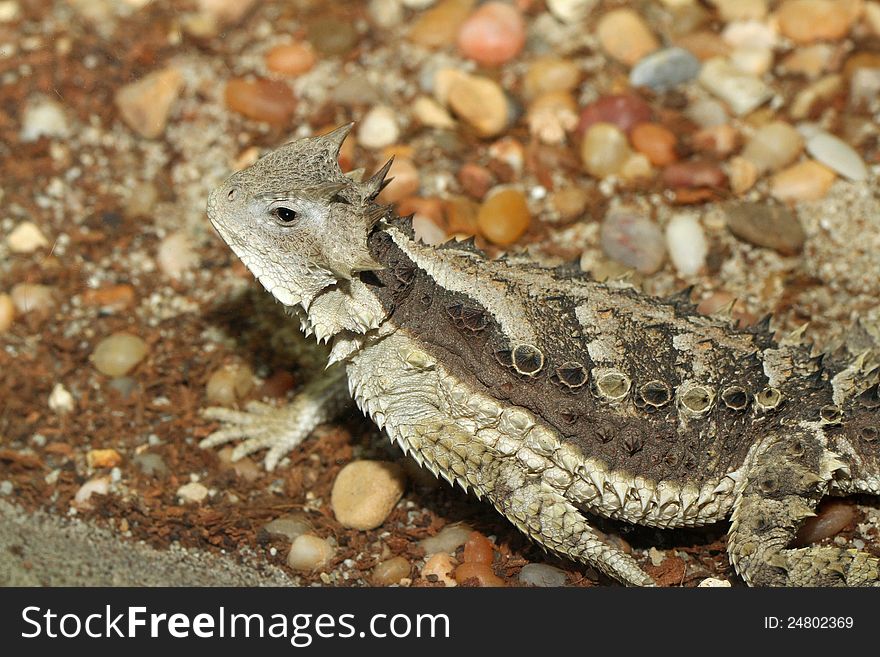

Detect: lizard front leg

[728,431,880,586]
[201,363,351,471]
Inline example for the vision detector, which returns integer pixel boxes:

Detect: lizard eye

[272,206,298,225]
[227,188,237,201]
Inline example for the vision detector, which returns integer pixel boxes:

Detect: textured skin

[204,126,880,586]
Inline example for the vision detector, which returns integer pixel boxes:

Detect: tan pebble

[91,333,148,377]
[770,159,836,202]
[699,57,772,116]
[527,90,578,144]
[412,96,456,129]
[728,156,758,194]
[265,42,316,76]
[741,121,803,173]
[630,122,677,166]
[867,2,880,36]
[115,66,183,139]
[87,449,122,469]
[372,556,411,585]
[432,67,471,106]
[225,77,296,125]
[596,9,659,66]
[789,74,842,120]
[408,0,476,48]
[411,214,448,246]
[176,482,209,503]
[674,31,730,60]
[698,577,731,587]
[619,152,654,181]
[730,46,773,76]
[421,553,458,586]
[419,523,474,554]
[793,500,855,546]
[580,122,632,178]
[206,362,254,406]
[0,294,15,332]
[457,163,493,200]
[157,231,199,279]
[263,514,312,541]
[662,160,726,188]
[523,55,580,100]
[445,195,480,234]
[447,74,508,138]
[454,562,505,586]
[288,534,335,570]
[358,105,400,150]
[777,0,859,44]
[457,1,525,67]
[780,44,834,78]
[81,284,136,311]
[217,446,261,482]
[488,136,525,175]
[7,221,49,253]
[477,187,530,246]
[377,158,420,204]
[711,0,768,21]
[11,283,55,314]
[693,124,738,156]
[331,460,406,530]
[463,531,494,565]
[551,187,589,222]
[74,476,110,508]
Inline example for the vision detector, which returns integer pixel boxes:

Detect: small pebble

[74,476,110,508]
[157,231,199,279]
[447,74,509,138]
[630,122,677,166]
[48,383,75,414]
[378,157,420,204]
[265,42,316,76]
[412,213,448,246]
[487,136,524,175]
[369,0,404,28]
[789,74,842,120]
[0,294,13,332]
[87,448,122,469]
[331,460,406,530]
[372,556,411,585]
[114,66,183,139]
[412,96,456,129]
[580,122,631,178]
[518,563,567,587]
[0,481,12,496]
[729,46,772,76]
[777,0,858,44]
[176,482,209,503]
[770,159,836,202]
[81,284,136,312]
[408,0,475,48]
[419,522,473,554]
[780,44,834,78]
[793,501,855,546]
[357,105,400,150]
[722,19,777,50]
[132,453,168,478]
[577,94,652,136]
[457,1,525,66]
[693,124,737,157]
[527,90,578,144]
[724,201,805,255]
[676,30,730,60]
[698,577,731,587]
[7,221,49,253]
[91,333,148,377]
[600,209,666,274]
[217,446,261,482]
[662,161,726,189]
[522,56,580,100]
[454,562,505,587]
[263,514,312,541]
[421,553,458,586]
[308,17,358,56]
[686,98,728,128]
[804,130,868,182]
[288,533,335,570]
[546,0,595,23]
[712,0,768,21]
[550,187,590,222]
[225,78,296,125]
[20,97,70,142]
[727,156,758,194]
[11,283,54,315]
[477,187,530,246]
[665,214,707,276]
[741,121,803,173]
[629,47,701,92]
[462,531,493,565]
[458,163,493,199]
[699,57,772,116]
[107,377,138,399]
[648,546,666,567]
[596,8,659,67]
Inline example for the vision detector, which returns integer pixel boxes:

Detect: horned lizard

[204,125,880,586]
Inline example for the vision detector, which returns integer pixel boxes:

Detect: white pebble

[419,523,473,555]
[698,577,731,587]
[412,214,447,245]
[0,480,12,496]
[412,95,456,129]
[547,0,596,23]
[11,283,55,314]
[91,333,148,377]
[48,383,75,414]
[7,221,49,253]
[368,0,403,28]
[288,533,335,570]
[20,97,70,142]
[357,105,400,150]
[699,57,772,116]
[665,213,707,276]
[157,231,199,279]
[74,476,110,508]
[804,130,868,182]
[176,482,209,503]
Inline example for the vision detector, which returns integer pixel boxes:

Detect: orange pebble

[454,562,505,587]
[630,122,677,166]
[265,42,316,76]
[225,78,296,125]
[463,531,494,565]
[477,188,530,246]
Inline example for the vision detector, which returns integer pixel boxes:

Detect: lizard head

[207,123,389,310]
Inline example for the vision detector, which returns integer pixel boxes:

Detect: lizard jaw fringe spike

[205,126,880,587]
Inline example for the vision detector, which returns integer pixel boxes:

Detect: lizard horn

[320,123,354,156]
[363,157,394,200]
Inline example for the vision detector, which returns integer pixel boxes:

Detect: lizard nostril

[227,187,238,201]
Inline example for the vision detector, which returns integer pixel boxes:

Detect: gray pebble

[518,563,568,587]
[263,515,313,542]
[630,47,701,93]
[132,453,169,478]
[600,209,666,274]
[724,201,805,256]
[0,480,13,496]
